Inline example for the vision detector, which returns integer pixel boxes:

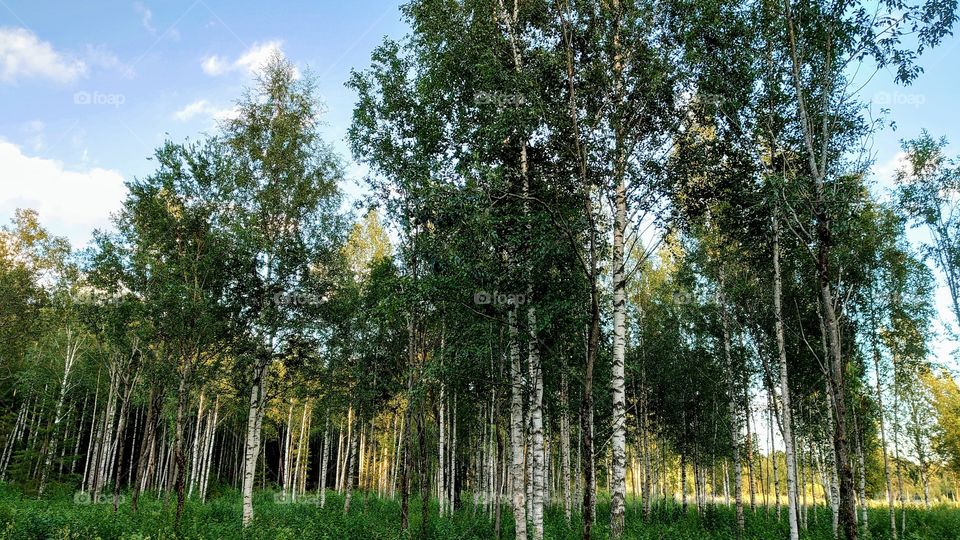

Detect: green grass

[0,483,958,539]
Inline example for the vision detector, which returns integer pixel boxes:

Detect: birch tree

[224,54,344,526]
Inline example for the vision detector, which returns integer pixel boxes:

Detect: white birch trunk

[721,281,744,532]
[39,327,82,495]
[320,415,330,507]
[188,394,206,498]
[773,205,801,540]
[201,398,219,501]
[439,380,446,517]
[508,307,528,540]
[609,8,628,532]
[241,359,268,526]
[528,307,545,540]
[449,393,457,514]
[561,368,572,522]
[293,402,308,501]
[343,407,357,514]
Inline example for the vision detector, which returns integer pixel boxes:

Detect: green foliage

[1,487,959,539]
[895,130,960,329]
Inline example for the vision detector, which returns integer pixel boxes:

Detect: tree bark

[508,307,528,540]
[528,306,545,540]
[721,278,744,535]
[772,203,801,540]
[561,367,572,522]
[241,357,268,526]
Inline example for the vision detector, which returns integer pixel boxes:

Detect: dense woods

[2,0,960,539]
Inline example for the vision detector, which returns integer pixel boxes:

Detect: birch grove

[0,1,959,540]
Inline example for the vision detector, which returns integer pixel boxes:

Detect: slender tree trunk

[293,402,308,501]
[417,398,430,539]
[681,447,688,512]
[319,415,330,507]
[772,204,801,540]
[400,344,415,533]
[112,383,137,512]
[173,361,191,528]
[72,393,89,476]
[872,341,897,538]
[241,357,268,526]
[561,367,572,522]
[281,402,292,497]
[824,380,840,537]
[769,397,782,520]
[1,398,28,481]
[189,394,206,498]
[39,328,82,496]
[508,307,528,540]
[439,380,446,516]
[721,279,744,535]
[642,373,652,519]
[528,306,545,540]
[201,398,219,502]
[344,407,357,515]
[745,387,756,512]
[821,292,851,538]
[609,120,628,539]
[581,322,597,540]
[93,368,119,498]
[855,417,868,529]
[783,5,858,535]
[137,389,161,500]
[335,419,345,492]
[450,394,457,514]
[608,5,628,535]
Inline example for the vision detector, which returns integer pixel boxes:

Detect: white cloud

[0,141,126,247]
[174,99,209,121]
[872,151,909,189]
[200,55,229,76]
[201,40,294,77]
[84,44,135,78]
[0,27,87,84]
[173,99,238,122]
[134,3,180,42]
[134,2,156,34]
[234,41,283,73]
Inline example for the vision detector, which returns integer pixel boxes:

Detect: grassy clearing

[0,484,958,539]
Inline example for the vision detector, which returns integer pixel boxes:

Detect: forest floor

[0,483,958,540]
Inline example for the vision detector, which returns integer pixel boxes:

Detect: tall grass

[0,483,957,539]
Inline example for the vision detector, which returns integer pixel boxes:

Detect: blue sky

[0,0,409,246]
[0,1,957,362]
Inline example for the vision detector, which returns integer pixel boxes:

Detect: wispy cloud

[873,151,909,188]
[134,2,156,34]
[201,40,294,77]
[173,99,238,122]
[84,44,135,78]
